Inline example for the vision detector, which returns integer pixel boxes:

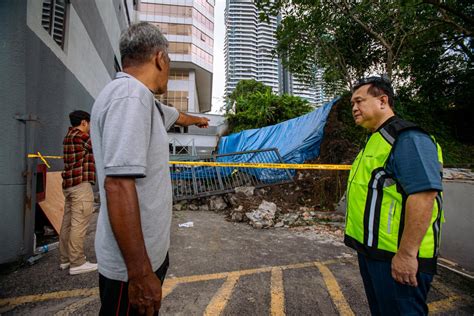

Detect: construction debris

[443,168,474,182]
[172,99,359,230]
[245,200,277,229]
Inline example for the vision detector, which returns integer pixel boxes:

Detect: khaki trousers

[59,182,94,267]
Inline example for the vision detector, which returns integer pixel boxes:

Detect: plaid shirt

[62,127,96,188]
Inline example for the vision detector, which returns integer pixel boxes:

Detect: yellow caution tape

[169,161,351,170]
[28,154,63,159]
[27,153,351,170]
[28,152,58,168]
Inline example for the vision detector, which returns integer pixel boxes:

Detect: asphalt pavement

[1,210,473,315]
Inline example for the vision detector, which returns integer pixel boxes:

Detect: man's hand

[129,272,162,315]
[391,250,418,287]
[175,112,209,128]
[195,117,210,128]
[391,191,437,287]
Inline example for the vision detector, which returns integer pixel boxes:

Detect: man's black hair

[69,110,90,127]
[353,76,395,108]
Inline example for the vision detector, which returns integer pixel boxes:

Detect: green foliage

[336,92,474,165]
[227,79,271,103]
[225,80,313,133]
[395,90,474,165]
[256,0,474,163]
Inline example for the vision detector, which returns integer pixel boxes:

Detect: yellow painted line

[314,262,354,316]
[162,280,178,299]
[204,274,240,316]
[431,278,456,297]
[270,267,286,316]
[0,287,99,308]
[428,295,463,313]
[54,295,98,316]
[170,161,351,170]
[1,259,355,309]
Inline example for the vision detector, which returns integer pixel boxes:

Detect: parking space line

[314,262,355,316]
[270,267,286,316]
[0,288,99,308]
[3,256,469,315]
[428,295,463,313]
[162,280,178,299]
[54,295,98,316]
[0,258,352,310]
[204,274,240,316]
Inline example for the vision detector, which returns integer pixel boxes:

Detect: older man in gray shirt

[91,22,209,315]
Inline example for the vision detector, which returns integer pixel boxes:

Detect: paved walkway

[1,211,473,315]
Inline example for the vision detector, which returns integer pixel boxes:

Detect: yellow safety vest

[345,117,444,274]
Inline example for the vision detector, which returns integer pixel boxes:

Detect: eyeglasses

[353,76,394,95]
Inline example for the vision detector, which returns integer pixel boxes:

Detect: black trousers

[99,253,169,316]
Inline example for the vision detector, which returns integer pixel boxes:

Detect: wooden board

[38,172,64,233]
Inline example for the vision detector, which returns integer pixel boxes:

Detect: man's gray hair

[119,22,168,66]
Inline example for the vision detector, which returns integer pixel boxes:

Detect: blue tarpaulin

[217,98,338,164]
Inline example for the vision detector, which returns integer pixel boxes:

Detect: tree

[255,0,474,158]
[256,0,473,91]
[225,80,313,133]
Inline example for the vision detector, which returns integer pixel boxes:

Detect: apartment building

[225,0,324,106]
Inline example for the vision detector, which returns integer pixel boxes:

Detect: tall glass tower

[225,0,323,105]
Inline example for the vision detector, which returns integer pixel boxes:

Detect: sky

[210,0,225,113]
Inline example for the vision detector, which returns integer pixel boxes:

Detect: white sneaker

[59,262,70,270]
[69,261,98,275]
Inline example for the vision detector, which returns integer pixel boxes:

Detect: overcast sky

[210,0,225,113]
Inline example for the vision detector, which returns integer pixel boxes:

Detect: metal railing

[169,138,196,156]
[170,148,294,201]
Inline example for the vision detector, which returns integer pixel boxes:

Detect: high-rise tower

[225,0,279,95]
[225,0,323,105]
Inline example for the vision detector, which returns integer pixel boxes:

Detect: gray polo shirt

[91,72,179,281]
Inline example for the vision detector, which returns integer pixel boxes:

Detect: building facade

[139,0,221,156]
[0,0,137,264]
[139,0,215,113]
[225,0,324,106]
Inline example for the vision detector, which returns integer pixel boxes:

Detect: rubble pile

[173,98,360,231]
[173,185,346,231]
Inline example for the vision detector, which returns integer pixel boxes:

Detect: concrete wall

[0,0,132,264]
[0,0,28,264]
[439,181,474,272]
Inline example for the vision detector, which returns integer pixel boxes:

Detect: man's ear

[155,52,163,71]
[156,51,168,72]
[380,95,388,109]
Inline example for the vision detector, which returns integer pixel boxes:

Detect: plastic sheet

[217,98,338,164]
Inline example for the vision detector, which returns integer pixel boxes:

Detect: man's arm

[104,176,162,314]
[391,190,437,287]
[175,112,209,128]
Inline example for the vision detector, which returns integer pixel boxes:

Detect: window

[157,91,189,112]
[169,70,189,80]
[42,0,68,48]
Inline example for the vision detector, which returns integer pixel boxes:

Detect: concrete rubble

[443,168,474,182]
[173,185,346,233]
[245,200,277,229]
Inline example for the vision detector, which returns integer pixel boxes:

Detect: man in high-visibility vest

[345,76,443,315]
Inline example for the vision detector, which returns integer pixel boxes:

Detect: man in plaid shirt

[59,110,98,275]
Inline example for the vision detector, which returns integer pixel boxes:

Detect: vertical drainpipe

[15,113,39,259]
